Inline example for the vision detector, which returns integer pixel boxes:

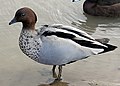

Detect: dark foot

[55,77,62,81]
[52,65,63,80]
[52,65,57,78]
[57,65,62,80]
[53,72,57,78]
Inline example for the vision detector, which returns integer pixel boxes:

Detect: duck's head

[9,7,37,30]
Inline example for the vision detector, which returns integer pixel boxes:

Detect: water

[0,0,120,86]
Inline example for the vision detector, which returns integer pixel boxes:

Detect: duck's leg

[57,65,62,80]
[52,65,57,78]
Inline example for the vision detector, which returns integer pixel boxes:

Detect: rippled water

[0,0,120,86]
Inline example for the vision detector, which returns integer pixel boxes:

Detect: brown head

[9,7,37,30]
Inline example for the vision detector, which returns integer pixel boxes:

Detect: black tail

[99,44,117,54]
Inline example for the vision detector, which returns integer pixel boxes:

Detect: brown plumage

[83,0,120,17]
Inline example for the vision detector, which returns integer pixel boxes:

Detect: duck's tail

[99,43,117,54]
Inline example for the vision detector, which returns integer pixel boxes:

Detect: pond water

[0,0,120,86]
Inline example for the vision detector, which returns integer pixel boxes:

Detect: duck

[9,7,117,80]
[85,0,120,6]
[73,0,120,17]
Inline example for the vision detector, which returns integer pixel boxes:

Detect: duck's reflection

[39,79,69,86]
[72,15,100,35]
[72,13,120,35]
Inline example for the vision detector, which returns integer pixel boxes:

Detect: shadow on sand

[39,79,69,86]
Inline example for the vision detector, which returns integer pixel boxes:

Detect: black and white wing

[40,24,117,55]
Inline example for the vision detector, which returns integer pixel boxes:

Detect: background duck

[73,0,120,17]
[72,0,120,5]
[88,0,120,6]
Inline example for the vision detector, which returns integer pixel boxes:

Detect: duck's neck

[22,22,35,30]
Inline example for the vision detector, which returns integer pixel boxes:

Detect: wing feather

[41,24,107,50]
[38,24,117,63]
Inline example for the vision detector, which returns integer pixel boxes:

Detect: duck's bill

[72,0,80,2]
[9,18,17,25]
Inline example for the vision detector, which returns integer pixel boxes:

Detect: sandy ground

[0,0,120,86]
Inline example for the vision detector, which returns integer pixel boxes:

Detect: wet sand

[0,0,120,86]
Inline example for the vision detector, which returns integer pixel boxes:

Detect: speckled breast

[19,32,41,63]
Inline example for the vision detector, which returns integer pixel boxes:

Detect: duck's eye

[21,13,25,17]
